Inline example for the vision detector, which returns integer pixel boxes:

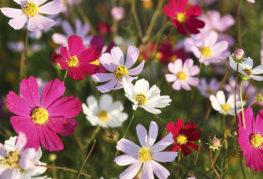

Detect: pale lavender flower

[197,78,220,98]
[247,0,255,3]
[1,0,62,31]
[52,19,92,49]
[92,46,145,93]
[115,121,177,179]
[189,0,216,5]
[7,41,44,53]
[165,59,200,91]
[111,7,125,21]
[189,31,229,65]
[0,133,48,179]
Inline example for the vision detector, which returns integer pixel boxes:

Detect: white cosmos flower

[123,78,171,114]
[82,94,128,128]
[231,57,263,81]
[1,0,62,31]
[0,133,49,179]
[209,90,242,116]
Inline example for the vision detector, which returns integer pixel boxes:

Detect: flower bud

[111,7,125,21]
[234,49,245,61]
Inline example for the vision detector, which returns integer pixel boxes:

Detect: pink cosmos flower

[189,31,229,65]
[197,78,220,98]
[165,59,200,90]
[1,0,62,31]
[57,35,100,80]
[6,76,82,151]
[111,7,125,21]
[115,121,177,179]
[92,46,145,93]
[238,107,263,171]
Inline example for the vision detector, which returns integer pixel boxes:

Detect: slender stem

[248,100,256,108]
[209,149,221,179]
[36,164,93,178]
[63,68,69,81]
[240,79,246,129]
[131,0,143,40]
[236,0,242,48]
[77,140,96,179]
[142,0,165,43]
[234,64,239,118]
[194,141,201,166]
[84,126,101,150]
[239,152,247,179]
[123,111,136,138]
[19,30,29,80]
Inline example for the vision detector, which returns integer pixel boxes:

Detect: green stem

[63,68,69,81]
[131,0,143,41]
[240,79,246,129]
[248,99,256,108]
[19,30,29,80]
[84,126,101,150]
[123,111,136,138]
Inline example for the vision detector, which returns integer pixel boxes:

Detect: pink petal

[79,63,97,76]
[172,80,181,90]
[152,151,177,162]
[136,124,147,146]
[41,78,65,109]
[114,154,138,166]
[165,74,176,82]
[6,91,31,116]
[67,35,86,56]
[47,117,78,136]
[120,161,142,179]
[96,79,118,93]
[19,148,37,170]
[16,133,27,151]
[92,73,114,82]
[0,8,22,18]
[78,47,100,63]
[125,46,139,68]
[68,67,85,80]
[9,14,27,30]
[39,126,63,151]
[128,61,145,75]
[48,96,82,118]
[20,76,40,108]
[116,138,140,154]
[1,168,20,179]
[99,53,117,72]
[60,46,70,60]
[110,47,124,65]
[55,56,68,69]
[38,0,62,15]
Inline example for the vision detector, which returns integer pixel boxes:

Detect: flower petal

[6,92,31,116]
[114,154,138,166]
[8,14,27,30]
[125,46,139,68]
[152,151,178,162]
[151,133,173,152]
[1,8,23,18]
[92,73,114,82]
[111,46,124,65]
[116,138,140,154]
[148,121,158,146]
[68,35,86,56]
[47,117,78,136]
[28,15,55,31]
[141,162,154,179]
[119,161,142,179]
[151,160,170,178]
[136,124,148,146]
[39,126,63,151]
[128,61,145,75]
[38,0,62,15]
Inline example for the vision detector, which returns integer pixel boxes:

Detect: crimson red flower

[57,35,100,80]
[163,0,205,35]
[157,41,189,63]
[166,119,201,156]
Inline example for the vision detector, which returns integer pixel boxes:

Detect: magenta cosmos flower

[115,121,177,179]
[6,76,82,151]
[165,59,200,90]
[57,35,100,80]
[92,46,145,93]
[238,107,263,171]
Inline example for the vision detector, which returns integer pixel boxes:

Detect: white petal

[148,121,158,146]
[151,160,170,179]
[114,154,138,166]
[136,124,147,146]
[119,161,142,179]
[152,151,178,162]
[1,8,23,18]
[141,162,154,179]
[216,91,226,105]
[52,33,67,46]
[111,46,124,65]
[28,15,55,31]
[62,20,74,36]
[252,65,263,75]
[209,95,222,112]
[116,138,140,154]
[134,78,149,94]
[38,0,62,15]
[151,133,173,152]
[99,94,113,110]
[99,53,117,72]
[125,46,139,69]
[8,15,27,30]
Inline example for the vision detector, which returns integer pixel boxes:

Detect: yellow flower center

[32,107,49,125]
[176,12,187,23]
[22,2,39,17]
[250,133,263,148]
[200,46,212,57]
[0,150,20,169]
[138,147,152,162]
[222,104,231,112]
[155,52,162,60]
[176,134,188,145]
[243,68,252,76]
[114,65,128,79]
[90,59,100,66]
[177,71,187,80]
[205,88,213,94]
[171,55,177,62]
[97,110,108,121]
[134,93,147,105]
[67,56,79,67]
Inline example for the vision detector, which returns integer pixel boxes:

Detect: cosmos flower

[6,76,82,151]
[209,90,242,116]
[189,31,229,66]
[163,0,205,35]
[0,133,48,179]
[92,46,145,93]
[238,107,263,171]
[231,57,263,81]
[115,121,178,179]
[165,59,200,91]
[1,0,62,31]
[166,119,201,157]
[197,78,220,98]
[82,94,128,128]
[111,7,125,21]
[57,35,100,80]
[123,78,171,114]
[247,0,255,3]
[52,19,92,49]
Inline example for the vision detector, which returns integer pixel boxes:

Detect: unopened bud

[256,93,263,102]
[209,137,222,151]
[234,49,245,61]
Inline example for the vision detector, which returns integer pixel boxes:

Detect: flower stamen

[32,107,49,125]
[114,65,128,79]
[138,147,152,162]
[23,2,39,17]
